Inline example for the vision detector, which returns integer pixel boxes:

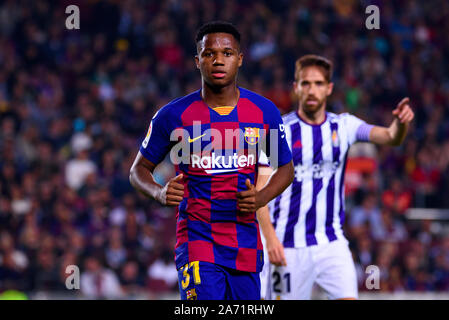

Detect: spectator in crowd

[119,260,145,297]
[372,209,408,243]
[381,178,413,215]
[80,256,123,299]
[146,249,178,293]
[65,132,97,191]
[349,193,383,239]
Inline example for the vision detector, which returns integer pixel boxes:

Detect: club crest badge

[186,288,197,300]
[244,127,260,145]
[331,129,339,148]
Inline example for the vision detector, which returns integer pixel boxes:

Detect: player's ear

[327,81,334,96]
[238,52,243,67]
[293,81,300,95]
[195,55,200,69]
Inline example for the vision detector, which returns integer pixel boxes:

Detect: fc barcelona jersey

[139,87,292,272]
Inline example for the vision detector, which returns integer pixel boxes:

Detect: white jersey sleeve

[342,113,374,145]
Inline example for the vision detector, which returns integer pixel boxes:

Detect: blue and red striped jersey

[139,87,292,272]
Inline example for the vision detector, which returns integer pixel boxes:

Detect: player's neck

[201,82,240,108]
[297,106,326,125]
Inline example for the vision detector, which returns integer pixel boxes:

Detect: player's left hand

[266,234,287,266]
[392,97,414,124]
[236,179,262,212]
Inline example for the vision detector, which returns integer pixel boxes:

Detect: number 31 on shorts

[181,261,201,289]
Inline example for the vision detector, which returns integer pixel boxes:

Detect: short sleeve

[343,113,374,145]
[265,108,292,169]
[139,107,173,165]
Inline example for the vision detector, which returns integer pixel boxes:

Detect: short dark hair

[195,21,241,44]
[295,55,333,82]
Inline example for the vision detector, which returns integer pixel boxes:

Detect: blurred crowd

[1,0,449,298]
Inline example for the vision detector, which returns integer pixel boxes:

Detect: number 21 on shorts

[181,261,201,289]
[273,271,290,297]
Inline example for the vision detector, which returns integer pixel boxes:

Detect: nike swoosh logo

[205,168,239,174]
[188,134,206,143]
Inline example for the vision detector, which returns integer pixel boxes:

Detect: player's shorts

[261,238,358,300]
[178,261,260,300]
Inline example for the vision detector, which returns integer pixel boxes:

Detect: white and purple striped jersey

[260,111,373,247]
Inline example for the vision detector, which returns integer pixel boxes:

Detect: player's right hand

[158,174,185,206]
[266,235,287,267]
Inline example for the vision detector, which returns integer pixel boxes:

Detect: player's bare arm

[237,160,294,213]
[256,166,287,266]
[369,97,414,146]
[129,151,184,206]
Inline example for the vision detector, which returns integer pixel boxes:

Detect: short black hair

[195,21,241,44]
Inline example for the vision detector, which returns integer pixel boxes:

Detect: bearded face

[294,66,333,115]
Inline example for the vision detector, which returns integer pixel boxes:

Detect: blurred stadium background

[1,0,449,300]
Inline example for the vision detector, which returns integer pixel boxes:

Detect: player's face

[195,33,243,88]
[294,66,333,113]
